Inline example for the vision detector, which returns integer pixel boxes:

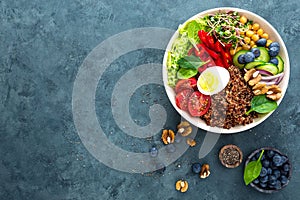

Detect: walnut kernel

[175,180,188,193]
[161,129,175,145]
[200,164,210,179]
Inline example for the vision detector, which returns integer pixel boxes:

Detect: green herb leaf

[177,55,209,70]
[246,95,278,115]
[177,68,198,79]
[244,150,265,185]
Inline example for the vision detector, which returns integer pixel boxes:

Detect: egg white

[197,66,230,95]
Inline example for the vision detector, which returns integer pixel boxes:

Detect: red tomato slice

[188,91,211,117]
[175,78,197,94]
[175,89,193,111]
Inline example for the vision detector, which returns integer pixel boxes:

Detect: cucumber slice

[276,55,284,73]
[233,50,249,69]
[255,47,270,62]
[245,60,266,69]
[256,63,278,75]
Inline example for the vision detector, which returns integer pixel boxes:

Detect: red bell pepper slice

[187,47,195,56]
[197,43,219,60]
[214,41,223,53]
[198,30,209,46]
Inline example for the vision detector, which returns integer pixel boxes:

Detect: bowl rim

[162,7,290,134]
[244,147,292,193]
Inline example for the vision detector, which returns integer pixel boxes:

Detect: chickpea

[244,36,251,44]
[257,28,264,36]
[252,44,257,48]
[266,39,273,47]
[246,30,254,38]
[248,24,253,30]
[250,40,256,47]
[230,48,236,56]
[240,16,248,24]
[236,46,243,52]
[252,23,260,31]
[261,33,269,39]
[242,44,251,50]
[251,34,260,42]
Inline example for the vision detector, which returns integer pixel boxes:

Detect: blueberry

[259,182,267,188]
[269,57,279,65]
[281,170,288,176]
[273,169,281,179]
[244,52,255,63]
[269,42,280,49]
[269,46,280,57]
[274,180,282,190]
[280,175,288,185]
[253,178,260,184]
[281,156,288,164]
[267,150,275,158]
[260,167,268,177]
[251,48,261,58]
[273,154,283,167]
[283,163,290,172]
[263,160,270,168]
[238,54,246,64]
[269,175,277,181]
[260,175,268,183]
[267,168,273,175]
[256,38,267,47]
[192,163,201,174]
[269,179,277,186]
[251,156,257,161]
[149,147,158,157]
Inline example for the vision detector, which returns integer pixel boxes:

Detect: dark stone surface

[0,0,299,199]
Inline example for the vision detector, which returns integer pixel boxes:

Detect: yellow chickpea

[230,48,236,56]
[236,46,243,52]
[250,40,256,47]
[240,16,247,24]
[242,44,251,50]
[261,33,269,39]
[252,44,257,48]
[252,23,260,31]
[244,36,251,44]
[246,30,254,38]
[257,28,264,36]
[266,39,273,47]
[248,24,252,30]
[251,34,260,42]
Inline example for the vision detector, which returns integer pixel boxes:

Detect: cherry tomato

[175,78,197,94]
[175,89,193,111]
[188,91,211,117]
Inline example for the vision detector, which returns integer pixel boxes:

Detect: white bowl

[162,7,290,134]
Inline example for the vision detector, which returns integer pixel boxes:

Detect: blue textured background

[1,0,299,199]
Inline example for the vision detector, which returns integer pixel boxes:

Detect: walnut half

[200,164,211,179]
[175,180,188,193]
[266,85,282,101]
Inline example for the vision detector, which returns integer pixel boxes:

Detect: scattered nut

[186,138,196,147]
[200,164,210,179]
[161,129,175,145]
[177,121,192,136]
[244,68,256,82]
[266,85,282,100]
[175,180,188,193]
[248,74,262,86]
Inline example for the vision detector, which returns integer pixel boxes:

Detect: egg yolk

[198,71,219,92]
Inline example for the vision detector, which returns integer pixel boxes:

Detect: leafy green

[244,150,265,185]
[177,55,209,69]
[177,68,198,79]
[246,95,278,115]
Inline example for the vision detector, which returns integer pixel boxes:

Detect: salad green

[244,150,264,185]
[246,95,278,115]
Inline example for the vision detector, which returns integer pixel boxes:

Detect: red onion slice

[261,72,284,81]
[257,69,273,76]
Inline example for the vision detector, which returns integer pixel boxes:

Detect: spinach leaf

[177,68,198,79]
[177,55,209,70]
[246,95,278,115]
[244,150,265,185]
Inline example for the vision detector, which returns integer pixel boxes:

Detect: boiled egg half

[197,66,230,95]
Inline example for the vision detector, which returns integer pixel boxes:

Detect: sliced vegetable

[176,89,193,111]
[245,60,266,69]
[175,77,197,94]
[254,47,270,62]
[276,55,284,73]
[256,63,278,75]
[246,95,278,115]
[188,91,211,117]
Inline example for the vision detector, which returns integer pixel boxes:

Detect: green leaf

[177,68,198,79]
[244,150,265,185]
[246,95,278,115]
[177,55,209,70]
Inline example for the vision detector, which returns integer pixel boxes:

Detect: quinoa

[201,65,258,129]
